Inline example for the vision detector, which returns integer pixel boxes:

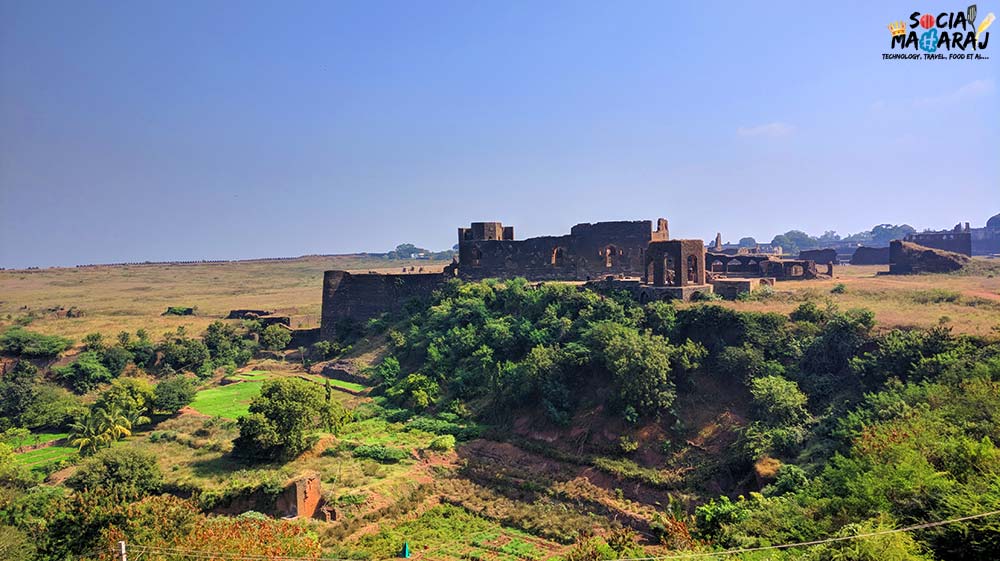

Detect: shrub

[260,324,291,351]
[0,327,72,358]
[154,375,197,413]
[789,301,829,324]
[617,435,639,454]
[831,283,847,294]
[65,448,162,500]
[54,352,113,394]
[351,444,409,464]
[748,375,809,426]
[100,345,134,376]
[163,306,195,316]
[427,434,456,452]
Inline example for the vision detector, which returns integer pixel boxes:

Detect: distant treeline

[747,224,917,254]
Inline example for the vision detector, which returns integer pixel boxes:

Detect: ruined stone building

[902,213,1000,257]
[972,213,1000,255]
[321,217,826,339]
[906,224,973,257]
[457,219,669,281]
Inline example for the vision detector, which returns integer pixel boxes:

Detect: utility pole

[118,541,127,561]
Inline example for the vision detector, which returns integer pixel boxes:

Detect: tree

[871,223,916,246]
[260,324,291,351]
[54,352,113,394]
[587,322,704,417]
[100,345,134,376]
[66,448,162,500]
[233,378,327,460]
[738,237,757,248]
[770,230,818,254]
[0,327,72,358]
[749,375,809,426]
[68,404,133,455]
[20,384,82,430]
[95,378,154,424]
[82,332,105,351]
[154,375,197,413]
[0,361,39,428]
[68,410,112,455]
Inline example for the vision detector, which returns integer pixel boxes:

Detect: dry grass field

[2,257,999,343]
[697,262,1000,336]
[0,255,448,340]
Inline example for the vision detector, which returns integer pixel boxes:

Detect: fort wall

[320,271,446,340]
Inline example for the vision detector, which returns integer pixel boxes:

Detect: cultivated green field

[189,380,265,419]
[15,445,78,468]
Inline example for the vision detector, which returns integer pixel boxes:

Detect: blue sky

[1,0,997,267]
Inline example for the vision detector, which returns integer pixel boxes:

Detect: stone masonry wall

[320,271,445,340]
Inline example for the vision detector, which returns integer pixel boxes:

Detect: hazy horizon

[2,1,998,268]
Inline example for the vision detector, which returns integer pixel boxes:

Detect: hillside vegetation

[0,268,998,560]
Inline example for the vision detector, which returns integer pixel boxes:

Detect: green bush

[0,327,72,358]
[163,306,195,316]
[427,434,456,451]
[54,352,113,394]
[260,324,291,351]
[351,444,409,463]
[154,375,197,413]
[65,448,162,500]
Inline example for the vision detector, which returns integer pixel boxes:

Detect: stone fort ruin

[321,218,828,339]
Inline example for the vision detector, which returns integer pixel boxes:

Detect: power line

[613,509,1000,561]
[119,509,1000,561]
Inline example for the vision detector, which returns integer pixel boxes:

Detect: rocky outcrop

[888,241,969,274]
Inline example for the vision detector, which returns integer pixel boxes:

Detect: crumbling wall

[798,248,837,264]
[645,240,706,286]
[275,473,323,519]
[458,219,665,281]
[321,271,445,340]
[850,246,890,265]
[905,232,972,257]
[888,240,969,274]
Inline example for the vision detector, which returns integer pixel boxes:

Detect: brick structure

[275,473,323,519]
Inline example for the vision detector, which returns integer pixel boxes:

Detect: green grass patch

[328,378,366,392]
[15,445,78,467]
[351,504,546,561]
[190,381,264,419]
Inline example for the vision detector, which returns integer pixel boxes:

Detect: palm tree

[68,411,110,456]
[97,404,132,441]
[123,406,150,430]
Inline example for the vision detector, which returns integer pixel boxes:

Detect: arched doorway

[687,255,699,283]
[551,247,566,267]
[604,245,619,268]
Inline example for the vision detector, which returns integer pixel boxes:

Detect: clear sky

[1,0,997,268]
